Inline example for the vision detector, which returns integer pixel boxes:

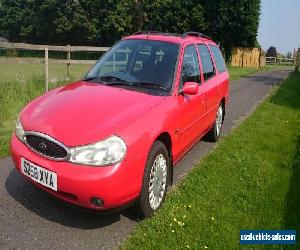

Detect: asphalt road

[0,69,292,250]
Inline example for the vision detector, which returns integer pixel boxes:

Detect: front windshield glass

[84,39,179,92]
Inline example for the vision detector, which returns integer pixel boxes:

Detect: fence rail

[0,57,98,65]
[265,56,296,65]
[2,41,299,91]
[0,42,109,91]
[0,42,110,52]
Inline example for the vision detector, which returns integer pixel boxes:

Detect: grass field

[121,72,300,249]
[0,58,283,83]
[0,59,90,83]
[0,60,91,158]
[227,64,289,80]
[0,61,291,158]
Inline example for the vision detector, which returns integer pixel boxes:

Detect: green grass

[0,77,65,157]
[0,59,90,83]
[228,65,264,80]
[121,72,300,249]
[228,64,290,80]
[0,62,291,158]
[0,61,90,158]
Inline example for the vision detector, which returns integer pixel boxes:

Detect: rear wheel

[206,104,224,142]
[135,141,170,218]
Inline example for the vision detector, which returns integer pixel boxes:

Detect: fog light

[90,197,104,207]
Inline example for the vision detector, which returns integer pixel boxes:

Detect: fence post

[295,48,300,72]
[45,48,49,92]
[67,45,71,79]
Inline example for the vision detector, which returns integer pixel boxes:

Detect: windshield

[84,39,179,92]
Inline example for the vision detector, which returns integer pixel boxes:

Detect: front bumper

[10,134,146,210]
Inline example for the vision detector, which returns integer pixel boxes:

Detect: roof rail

[131,31,211,40]
[133,31,160,35]
[182,31,211,40]
[132,31,181,37]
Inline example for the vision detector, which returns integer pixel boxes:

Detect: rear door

[208,44,229,105]
[197,44,220,127]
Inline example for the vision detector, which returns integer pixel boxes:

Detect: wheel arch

[154,132,173,185]
[221,97,226,121]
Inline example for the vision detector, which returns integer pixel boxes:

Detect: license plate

[21,158,57,191]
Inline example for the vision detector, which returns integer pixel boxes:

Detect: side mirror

[182,82,198,95]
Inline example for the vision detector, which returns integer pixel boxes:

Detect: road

[0,69,291,249]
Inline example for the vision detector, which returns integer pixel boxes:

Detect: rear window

[197,44,215,81]
[209,45,227,73]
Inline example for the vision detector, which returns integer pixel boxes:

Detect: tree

[202,0,260,61]
[266,46,277,58]
[141,0,207,34]
[0,0,116,45]
[133,0,146,31]
[0,0,261,56]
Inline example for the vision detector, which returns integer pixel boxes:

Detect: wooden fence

[3,42,299,90]
[0,42,109,91]
[231,47,265,68]
[231,47,297,68]
[266,56,296,65]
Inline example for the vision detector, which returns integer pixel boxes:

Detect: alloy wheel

[148,154,167,210]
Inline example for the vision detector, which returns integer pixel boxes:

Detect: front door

[176,45,207,156]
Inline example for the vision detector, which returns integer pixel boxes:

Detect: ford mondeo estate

[11,31,229,218]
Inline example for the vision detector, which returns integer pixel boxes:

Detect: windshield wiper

[105,81,131,87]
[106,81,169,92]
[131,82,169,91]
[82,75,102,82]
[99,75,127,82]
[83,75,126,83]
[83,77,169,92]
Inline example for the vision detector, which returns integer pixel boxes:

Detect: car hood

[21,81,164,146]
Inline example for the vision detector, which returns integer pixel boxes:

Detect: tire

[206,104,224,142]
[134,141,170,218]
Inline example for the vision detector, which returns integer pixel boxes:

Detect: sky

[258,0,300,55]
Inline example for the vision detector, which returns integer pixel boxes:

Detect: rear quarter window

[209,45,227,73]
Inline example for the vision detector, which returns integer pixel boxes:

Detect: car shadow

[283,135,300,236]
[5,168,139,229]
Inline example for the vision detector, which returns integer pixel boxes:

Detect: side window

[209,45,227,73]
[197,44,215,81]
[181,45,201,86]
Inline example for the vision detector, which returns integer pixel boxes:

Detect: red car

[11,31,229,217]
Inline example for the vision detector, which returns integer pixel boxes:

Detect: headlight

[69,135,127,166]
[15,115,25,142]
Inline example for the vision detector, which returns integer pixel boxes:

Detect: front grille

[25,134,69,160]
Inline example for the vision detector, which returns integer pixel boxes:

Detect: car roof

[123,31,217,46]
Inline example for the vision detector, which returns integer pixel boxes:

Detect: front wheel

[206,104,224,142]
[134,141,170,218]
